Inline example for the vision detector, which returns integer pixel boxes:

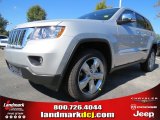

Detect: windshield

[79,8,119,20]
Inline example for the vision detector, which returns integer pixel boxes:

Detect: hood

[15,20,63,29]
[15,19,104,29]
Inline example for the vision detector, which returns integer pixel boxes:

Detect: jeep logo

[133,111,154,118]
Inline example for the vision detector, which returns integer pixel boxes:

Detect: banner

[0,84,159,120]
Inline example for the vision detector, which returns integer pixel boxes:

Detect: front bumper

[6,61,62,91]
[4,38,67,75]
[5,48,59,75]
[4,35,74,91]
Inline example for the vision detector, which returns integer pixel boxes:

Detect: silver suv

[5,8,157,101]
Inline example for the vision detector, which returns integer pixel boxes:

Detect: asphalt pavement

[0,49,160,102]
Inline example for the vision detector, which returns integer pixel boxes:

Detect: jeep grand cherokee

[5,8,157,101]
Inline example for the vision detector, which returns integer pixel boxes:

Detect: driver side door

[115,10,142,66]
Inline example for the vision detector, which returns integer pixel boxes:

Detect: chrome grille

[8,29,26,48]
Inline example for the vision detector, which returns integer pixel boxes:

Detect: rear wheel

[140,49,156,72]
[67,49,107,101]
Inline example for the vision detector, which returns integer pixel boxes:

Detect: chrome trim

[8,28,34,49]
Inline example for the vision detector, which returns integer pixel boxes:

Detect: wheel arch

[61,38,113,81]
[151,43,157,53]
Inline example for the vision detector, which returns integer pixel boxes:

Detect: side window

[119,10,136,27]
[136,14,146,29]
[145,19,153,31]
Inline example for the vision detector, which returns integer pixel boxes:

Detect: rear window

[136,14,146,29]
[136,13,153,31]
[144,19,153,31]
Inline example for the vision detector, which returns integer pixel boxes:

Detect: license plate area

[8,64,22,76]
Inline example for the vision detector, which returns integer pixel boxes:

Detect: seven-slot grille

[8,29,26,47]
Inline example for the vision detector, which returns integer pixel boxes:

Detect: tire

[140,49,156,72]
[67,49,107,101]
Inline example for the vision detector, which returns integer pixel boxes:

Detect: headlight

[30,26,65,40]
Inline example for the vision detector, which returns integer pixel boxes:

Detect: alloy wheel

[78,57,104,95]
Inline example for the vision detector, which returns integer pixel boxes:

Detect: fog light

[28,56,43,66]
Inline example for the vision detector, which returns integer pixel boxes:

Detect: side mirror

[117,13,136,25]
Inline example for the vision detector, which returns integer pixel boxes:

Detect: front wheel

[140,49,156,72]
[67,49,107,101]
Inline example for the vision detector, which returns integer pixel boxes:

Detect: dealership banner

[0,84,159,120]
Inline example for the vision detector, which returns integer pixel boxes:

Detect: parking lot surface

[0,49,160,102]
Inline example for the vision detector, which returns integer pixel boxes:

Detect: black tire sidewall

[147,50,156,71]
[140,49,156,72]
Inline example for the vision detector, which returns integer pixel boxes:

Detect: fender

[58,38,113,81]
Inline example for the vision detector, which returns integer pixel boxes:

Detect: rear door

[135,13,154,58]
